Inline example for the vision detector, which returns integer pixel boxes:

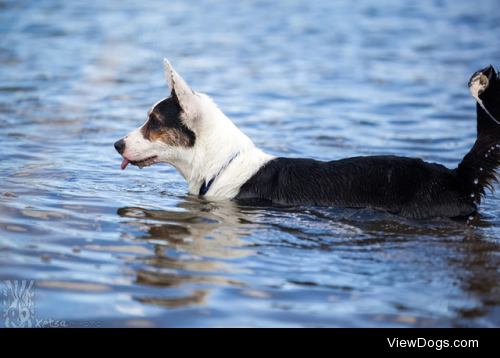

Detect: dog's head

[115,59,212,172]
[114,59,260,196]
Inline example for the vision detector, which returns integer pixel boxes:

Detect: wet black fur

[235,66,500,220]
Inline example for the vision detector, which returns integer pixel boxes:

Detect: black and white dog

[115,60,500,220]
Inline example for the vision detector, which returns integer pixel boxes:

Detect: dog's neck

[169,102,275,198]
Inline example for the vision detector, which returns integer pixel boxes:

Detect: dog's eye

[149,118,160,128]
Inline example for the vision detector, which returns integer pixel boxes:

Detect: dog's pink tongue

[121,159,130,170]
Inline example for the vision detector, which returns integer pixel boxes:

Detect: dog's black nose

[114,139,126,155]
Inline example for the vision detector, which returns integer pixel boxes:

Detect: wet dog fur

[115,60,500,220]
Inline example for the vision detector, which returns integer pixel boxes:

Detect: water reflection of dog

[118,199,500,324]
[117,198,251,309]
[118,197,254,259]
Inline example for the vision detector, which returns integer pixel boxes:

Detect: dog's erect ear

[164,59,196,114]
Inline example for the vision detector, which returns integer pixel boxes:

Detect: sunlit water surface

[1,0,500,327]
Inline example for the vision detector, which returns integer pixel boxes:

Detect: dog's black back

[235,156,474,219]
[236,66,500,220]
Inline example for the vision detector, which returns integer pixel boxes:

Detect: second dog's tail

[458,66,500,204]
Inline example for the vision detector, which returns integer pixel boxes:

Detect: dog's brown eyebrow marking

[142,124,196,147]
[141,97,196,147]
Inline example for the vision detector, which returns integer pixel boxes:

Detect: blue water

[1,0,500,327]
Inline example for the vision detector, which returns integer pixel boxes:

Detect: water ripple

[1,0,500,327]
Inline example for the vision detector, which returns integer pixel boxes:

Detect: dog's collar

[199,153,240,196]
